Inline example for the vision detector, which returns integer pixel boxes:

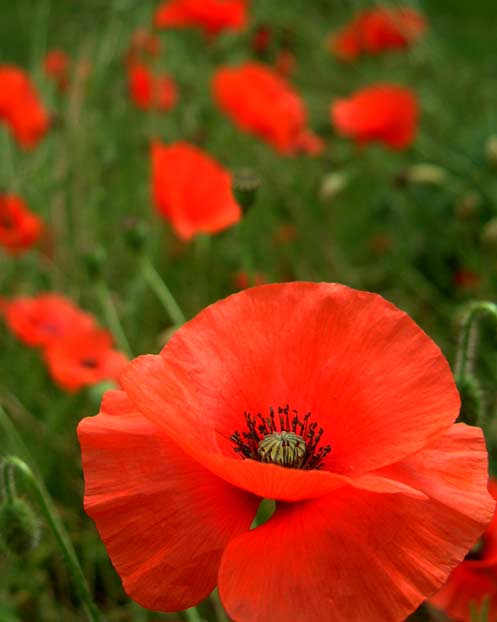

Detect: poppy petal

[77,390,259,611]
[218,443,494,622]
[377,423,494,521]
[122,283,459,491]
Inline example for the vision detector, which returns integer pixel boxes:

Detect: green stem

[1,456,102,622]
[455,301,497,380]
[140,256,186,326]
[210,589,229,622]
[96,280,133,358]
[184,606,203,622]
[1,460,16,502]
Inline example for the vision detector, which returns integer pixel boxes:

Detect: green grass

[1,1,497,620]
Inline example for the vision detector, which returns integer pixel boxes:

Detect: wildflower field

[2,1,497,621]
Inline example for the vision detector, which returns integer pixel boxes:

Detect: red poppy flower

[330,7,427,61]
[4,294,96,348]
[154,0,247,37]
[233,270,265,289]
[331,84,418,150]
[151,140,241,240]
[44,328,127,392]
[251,25,272,55]
[0,194,43,255]
[430,480,497,621]
[0,65,50,149]
[43,50,71,91]
[213,62,323,155]
[128,63,177,112]
[274,49,297,77]
[78,282,494,622]
[454,268,481,290]
[125,28,161,66]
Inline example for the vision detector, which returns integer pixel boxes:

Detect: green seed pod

[83,246,107,278]
[320,171,349,201]
[397,163,448,187]
[456,191,481,220]
[0,497,40,556]
[457,375,484,427]
[123,219,148,252]
[233,168,261,212]
[481,218,497,250]
[486,135,497,169]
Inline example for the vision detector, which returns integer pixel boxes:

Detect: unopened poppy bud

[485,135,497,168]
[123,219,148,252]
[456,191,481,220]
[320,171,349,200]
[481,218,497,250]
[397,163,447,187]
[457,375,483,426]
[83,247,106,278]
[233,168,261,212]
[0,497,41,556]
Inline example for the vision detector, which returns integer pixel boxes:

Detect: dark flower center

[230,405,331,470]
[80,358,98,369]
[0,215,14,229]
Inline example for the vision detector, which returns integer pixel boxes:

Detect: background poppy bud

[481,218,497,251]
[83,247,107,278]
[456,375,483,427]
[123,219,148,252]
[233,167,261,212]
[400,163,448,186]
[485,134,497,168]
[0,497,41,556]
[456,191,481,220]
[320,171,350,201]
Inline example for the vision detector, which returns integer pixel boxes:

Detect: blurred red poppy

[78,282,494,622]
[431,480,497,621]
[274,49,296,77]
[125,28,161,66]
[454,268,481,290]
[128,63,177,112]
[331,84,418,150]
[330,6,427,61]
[0,194,43,255]
[251,25,272,55]
[4,294,96,348]
[213,62,323,155]
[154,0,247,37]
[151,140,241,240]
[43,49,71,91]
[44,328,128,392]
[0,65,50,148]
[233,270,265,289]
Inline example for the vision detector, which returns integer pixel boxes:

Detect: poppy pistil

[230,405,331,470]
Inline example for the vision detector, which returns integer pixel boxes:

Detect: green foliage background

[1,0,497,620]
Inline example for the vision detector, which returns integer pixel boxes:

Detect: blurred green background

[1,1,497,620]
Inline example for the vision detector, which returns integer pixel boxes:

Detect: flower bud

[0,497,40,556]
[83,246,106,278]
[482,218,497,250]
[486,134,497,168]
[233,168,261,212]
[456,191,481,220]
[397,163,448,187]
[123,219,148,252]
[320,171,349,201]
